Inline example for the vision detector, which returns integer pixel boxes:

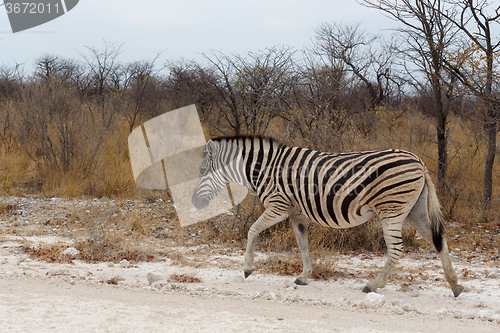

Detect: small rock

[155,231,169,239]
[61,247,80,258]
[463,312,476,320]
[152,281,172,290]
[365,292,385,307]
[261,290,277,300]
[106,275,125,285]
[107,262,115,267]
[284,279,297,289]
[119,259,130,268]
[233,276,245,283]
[391,299,403,307]
[437,309,448,316]
[409,289,420,297]
[488,271,499,279]
[147,272,168,285]
[0,257,7,264]
[478,310,490,319]
[393,305,406,315]
[285,294,300,302]
[250,292,261,298]
[402,304,414,312]
[47,268,67,276]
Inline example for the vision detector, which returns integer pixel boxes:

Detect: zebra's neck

[213,136,283,192]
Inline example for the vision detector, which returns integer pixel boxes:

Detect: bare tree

[233,46,296,134]
[199,51,244,135]
[11,79,107,173]
[313,22,397,111]
[286,50,353,150]
[164,61,220,116]
[34,54,80,84]
[79,40,124,128]
[442,0,500,209]
[362,0,459,193]
[200,46,295,135]
[0,63,24,101]
[122,53,166,133]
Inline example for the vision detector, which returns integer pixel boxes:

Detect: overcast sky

[1,0,395,69]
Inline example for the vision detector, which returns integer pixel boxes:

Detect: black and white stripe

[192,136,463,297]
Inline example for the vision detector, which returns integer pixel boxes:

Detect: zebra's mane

[211,135,284,148]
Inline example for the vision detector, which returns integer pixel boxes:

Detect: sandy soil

[1,196,500,332]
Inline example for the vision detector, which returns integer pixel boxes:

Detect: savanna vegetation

[0,0,499,261]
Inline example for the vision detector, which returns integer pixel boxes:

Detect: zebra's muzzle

[192,194,209,209]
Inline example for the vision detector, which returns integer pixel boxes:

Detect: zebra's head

[192,139,230,209]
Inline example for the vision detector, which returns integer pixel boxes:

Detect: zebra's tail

[424,169,444,253]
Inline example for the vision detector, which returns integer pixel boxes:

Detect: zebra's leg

[290,212,312,285]
[363,217,404,293]
[244,207,288,278]
[406,187,463,297]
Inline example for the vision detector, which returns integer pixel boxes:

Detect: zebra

[191,135,464,297]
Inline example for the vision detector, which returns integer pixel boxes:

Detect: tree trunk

[483,110,497,210]
[436,109,448,193]
[433,80,448,193]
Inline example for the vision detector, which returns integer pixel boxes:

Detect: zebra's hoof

[244,269,254,279]
[362,285,373,293]
[453,285,464,298]
[294,278,308,286]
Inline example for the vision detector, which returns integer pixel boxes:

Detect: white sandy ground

[0,237,500,333]
[1,196,500,332]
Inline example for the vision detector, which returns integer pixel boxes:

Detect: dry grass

[1,105,499,266]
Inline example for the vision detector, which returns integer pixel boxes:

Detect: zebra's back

[269,147,426,228]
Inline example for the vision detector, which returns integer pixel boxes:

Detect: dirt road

[1,196,499,332]
[2,274,496,333]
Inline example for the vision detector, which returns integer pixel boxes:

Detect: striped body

[192,136,463,297]
[196,136,424,228]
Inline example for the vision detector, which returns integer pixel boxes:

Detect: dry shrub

[0,150,34,195]
[311,260,346,281]
[190,194,264,246]
[168,273,201,283]
[258,255,345,281]
[88,125,136,198]
[128,209,147,235]
[0,201,19,215]
[25,244,73,263]
[74,215,155,263]
[66,203,159,263]
[75,238,155,263]
[258,255,303,277]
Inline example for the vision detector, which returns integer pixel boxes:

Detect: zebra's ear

[206,140,216,157]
